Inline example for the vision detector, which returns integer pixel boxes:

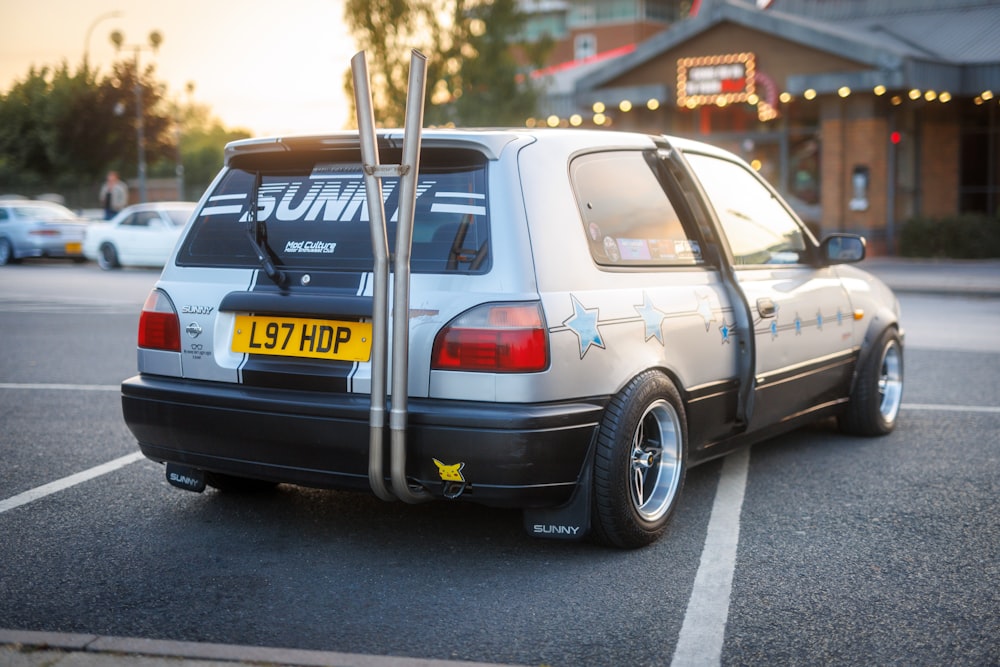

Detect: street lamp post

[111,30,163,203]
[84,10,122,67]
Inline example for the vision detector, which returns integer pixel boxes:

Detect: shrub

[899,214,1000,258]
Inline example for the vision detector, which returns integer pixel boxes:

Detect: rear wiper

[246,171,286,288]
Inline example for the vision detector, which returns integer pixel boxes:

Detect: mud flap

[522,448,594,541]
[166,463,206,493]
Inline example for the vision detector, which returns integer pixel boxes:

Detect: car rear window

[177,149,490,274]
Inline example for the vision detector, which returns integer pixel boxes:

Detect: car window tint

[684,153,806,265]
[177,149,490,274]
[571,150,702,266]
[135,212,159,227]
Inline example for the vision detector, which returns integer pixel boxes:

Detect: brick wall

[920,111,960,218]
[820,98,890,253]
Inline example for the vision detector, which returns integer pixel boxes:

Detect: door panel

[682,151,856,429]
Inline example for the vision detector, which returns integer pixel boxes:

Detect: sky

[0,0,360,136]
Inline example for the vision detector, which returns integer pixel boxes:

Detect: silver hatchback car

[0,199,88,265]
[122,128,903,548]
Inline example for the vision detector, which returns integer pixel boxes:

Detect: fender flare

[849,305,903,396]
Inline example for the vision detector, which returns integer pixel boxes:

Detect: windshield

[177,148,490,274]
[14,202,78,221]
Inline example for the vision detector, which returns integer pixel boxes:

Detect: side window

[0,209,8,222]
[572,150,702,267]
[136,211,160,227]
[685,153,807,265]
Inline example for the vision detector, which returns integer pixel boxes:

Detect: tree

[342,0,550,128]
[0,59,175,194]
[0,58,247,205]
[0,66,59,186]
[166,96,251,197]
[445,0,542,126]
[98,59,175,178]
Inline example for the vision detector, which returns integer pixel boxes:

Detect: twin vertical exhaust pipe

[351,50,431,503]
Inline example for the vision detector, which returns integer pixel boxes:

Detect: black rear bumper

[122,375,606,508]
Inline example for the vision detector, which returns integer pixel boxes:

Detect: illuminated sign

[677,53,756,108]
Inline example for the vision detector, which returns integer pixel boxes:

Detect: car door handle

[757,297,776,318]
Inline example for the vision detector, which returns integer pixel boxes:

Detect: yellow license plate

[232,315,372,362]
[65,242,82,253]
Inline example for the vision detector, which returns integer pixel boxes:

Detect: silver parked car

[122,129,903,548]
[83,201,197,270]
[0,199,88,265]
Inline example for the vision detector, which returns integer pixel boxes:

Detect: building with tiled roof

[533,0,1000,253]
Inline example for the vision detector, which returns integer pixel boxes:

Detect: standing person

[99,171,129,220]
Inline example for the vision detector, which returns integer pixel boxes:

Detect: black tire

[591,370,687,549]
[840,327,903,436]
[97,242,121,270]
[205,472,278,493]
[0,238,17,265]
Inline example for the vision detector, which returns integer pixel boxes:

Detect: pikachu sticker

[433,458,466,482]
[433,458,467,499]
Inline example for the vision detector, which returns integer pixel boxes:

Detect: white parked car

[84,202,196,270]
[122,129,903,548]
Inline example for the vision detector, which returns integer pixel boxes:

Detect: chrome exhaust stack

[352,50,431,504]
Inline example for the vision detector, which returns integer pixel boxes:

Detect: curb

[0,629,521,667]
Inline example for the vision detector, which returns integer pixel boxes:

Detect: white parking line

[669,401,997,666]
[0,452,144,514]
[671,446,750,667]
[903,402,1000,414]
[0,383,119,391]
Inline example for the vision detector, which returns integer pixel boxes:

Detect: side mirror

[821,233,866,264]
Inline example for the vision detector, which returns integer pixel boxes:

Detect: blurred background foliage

[0,59,250,209]
[899,214,1000,258]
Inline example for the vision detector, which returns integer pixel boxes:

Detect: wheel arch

[850,307,903,397]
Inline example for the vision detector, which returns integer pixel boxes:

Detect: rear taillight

[432,303,549,373]
[138,289,180,352]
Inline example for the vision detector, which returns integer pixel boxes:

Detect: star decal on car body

[720,320,735,344]
[634,293,668,344]
[563,294,605,358]
[696,294,716,331]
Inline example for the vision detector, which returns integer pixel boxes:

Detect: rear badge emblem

[186,322,203,338]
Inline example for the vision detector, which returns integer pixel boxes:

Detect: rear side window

[177,149,490,274]
[571,150,702,266]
